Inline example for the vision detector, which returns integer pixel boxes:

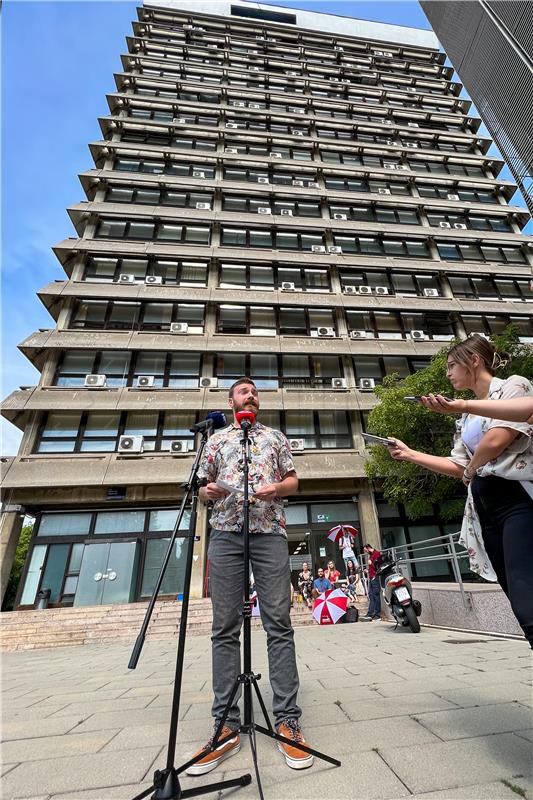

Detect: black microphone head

[206,411,227,430]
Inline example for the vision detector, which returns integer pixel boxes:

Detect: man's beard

[233,399,259,416]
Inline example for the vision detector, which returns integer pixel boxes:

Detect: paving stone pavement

[1,622,532,800]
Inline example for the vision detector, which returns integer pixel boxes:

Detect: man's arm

[199,483,229,503]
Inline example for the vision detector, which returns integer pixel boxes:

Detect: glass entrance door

[74,541,140,606]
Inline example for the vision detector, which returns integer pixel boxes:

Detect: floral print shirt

[448,375,533,580]
[198,421,296,536]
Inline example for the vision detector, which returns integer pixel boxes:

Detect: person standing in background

[361,543,382,621]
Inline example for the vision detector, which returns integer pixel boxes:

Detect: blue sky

[1,1,529,456]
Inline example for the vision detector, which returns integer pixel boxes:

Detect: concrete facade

[1,2,532,611]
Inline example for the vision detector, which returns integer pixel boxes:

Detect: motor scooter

[376,557,422,633]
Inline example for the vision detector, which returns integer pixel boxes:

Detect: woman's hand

[420,394,467,414]
[387,438,416,462]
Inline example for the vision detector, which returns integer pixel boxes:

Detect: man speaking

[187,377,313,774]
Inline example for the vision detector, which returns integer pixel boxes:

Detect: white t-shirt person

[340,534,358,567]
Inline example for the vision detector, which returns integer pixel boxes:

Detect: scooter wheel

[405,605,420,633]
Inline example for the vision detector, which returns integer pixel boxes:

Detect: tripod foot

[132,769,252,800]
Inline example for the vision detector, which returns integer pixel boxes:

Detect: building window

[436,241,526,263]
[352,355,432,385]
[36,410,198,453]
[215,353,344,389]
[70,300,205,333]
[104,185,213,209]
[95,218,211,244]
[218,263,330,292]
[54,350,203,388]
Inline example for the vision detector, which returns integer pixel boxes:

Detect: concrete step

[0,598,324,651]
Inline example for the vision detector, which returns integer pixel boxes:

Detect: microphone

[190,411,227,433]
[235,410,256,431]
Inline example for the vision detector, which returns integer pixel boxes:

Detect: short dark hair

[228,377,257,398]
[363,543,372,549]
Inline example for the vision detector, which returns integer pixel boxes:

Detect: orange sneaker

[186,724,241,776]
[276,719,314,770]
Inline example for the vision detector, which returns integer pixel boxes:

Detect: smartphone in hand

[404,395,452,403]
[362,433,396,447]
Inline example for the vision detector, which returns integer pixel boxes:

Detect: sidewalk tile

[415,702,533,739]
[1,730,120,764]
[379,732,533,794]
[1,746,161,797]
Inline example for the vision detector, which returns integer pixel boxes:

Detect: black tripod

[185,417,340,800]
[129,427,251,800]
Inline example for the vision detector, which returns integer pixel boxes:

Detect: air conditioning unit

[225,147,239,154]
[281,281,296,292]
[258,207,272,215]
[199,376,218,388]
[292,180,304,187]
[332,377,347,390]
[207,43,217,49]
[383,51,393,57]
[170,440,190,453]
[226,123,239,129]
[293,130,304,137]
[196,202,211,210]
[317,326,335,337]
[358,285,372,295]
[183,24,194,31]
[384,120,393,126]
[136,375,155,388]
[84,374,107,388]
[257,177,269,183]
[176,117,188,124]
[375,286,389,295]
[384,164,396,170]
[271,151,283,158]
[329,77,339,83]
[454,223,467,229]
[119,273,136,284]
[334,46,344,52]
[280,209,293,216]
[385,139,395,146]
[250,66,260,72]
[439,221,452,228]
[408,87,417,94]
[447,193,460,201]
[118,435,144,453]
[145,275,163,285]
[405,142,418,148]
[375,50,384,56]
[311,245,326,253]
[308,181,320,188]
[395,165,408,171]
[327,246,342,254]
[192,171,206,178]
[170,322,189,334]
[410,329,427,340]
[350,330,369,339]
[333,213,347,220]
[378,188,391,195]
[423,288,439,297]
[358,378,376,391]
[232,101,246,107]
[289,439,305,452]
[287,71,298,77]
[343,285,358,294]
[249,103,262,109]
[407,122,419,128]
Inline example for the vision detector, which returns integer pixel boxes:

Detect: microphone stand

[129,425,251,800]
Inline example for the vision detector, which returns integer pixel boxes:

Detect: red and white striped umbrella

[327,524,359,543]
[312,588,348,625]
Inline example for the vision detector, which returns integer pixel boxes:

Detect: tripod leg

[248,696,265,800]
[252,680,274,733]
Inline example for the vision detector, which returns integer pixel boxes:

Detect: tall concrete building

[421,0,533,217]
[2,1,532,611]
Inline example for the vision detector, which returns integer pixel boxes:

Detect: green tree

[2,523,33,611]
[365,326,533,520]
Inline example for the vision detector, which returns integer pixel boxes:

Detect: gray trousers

[208,529,301,729]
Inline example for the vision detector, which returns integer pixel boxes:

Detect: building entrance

[74,541,140,606]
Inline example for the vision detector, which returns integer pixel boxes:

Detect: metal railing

[366,530,471,609]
